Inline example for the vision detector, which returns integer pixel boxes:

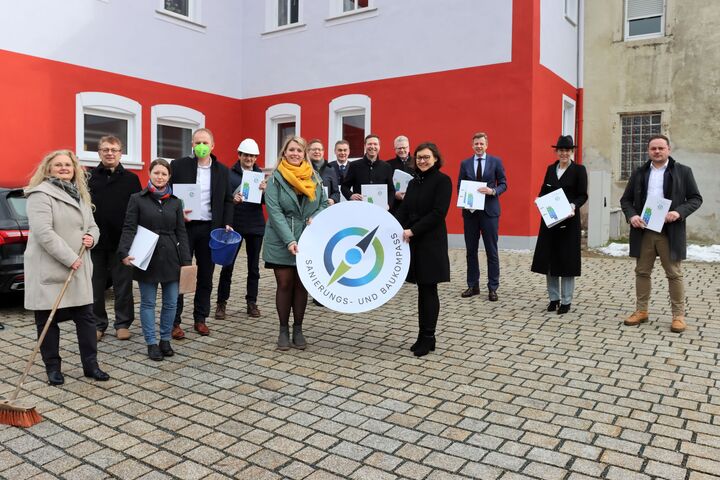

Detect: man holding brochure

[215,138,266,320]
[341,134,395,209]
[621,135,702,333]
[171,128,234,338]
[458,132,507,301]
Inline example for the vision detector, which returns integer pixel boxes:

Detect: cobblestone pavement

[1,249,719,480]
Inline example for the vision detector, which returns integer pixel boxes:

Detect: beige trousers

[635,230,685,316]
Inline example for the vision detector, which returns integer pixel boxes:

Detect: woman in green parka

[263,136,328,351]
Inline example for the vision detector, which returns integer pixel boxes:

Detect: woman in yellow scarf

[263,136,328,350]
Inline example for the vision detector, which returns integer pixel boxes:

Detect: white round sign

[297,201,410,313]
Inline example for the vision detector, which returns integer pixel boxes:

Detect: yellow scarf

[277,159,316,201]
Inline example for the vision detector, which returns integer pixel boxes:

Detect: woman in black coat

[530,135,588,314]
[118,159,191,360]
[395,142,452,357]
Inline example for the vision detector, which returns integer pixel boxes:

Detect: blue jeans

[546,275,575,305]
[138,281,179,345]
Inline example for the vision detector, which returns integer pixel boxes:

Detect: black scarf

[46,177,80,203]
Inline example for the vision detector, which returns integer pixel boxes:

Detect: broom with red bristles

[0,247,85,427]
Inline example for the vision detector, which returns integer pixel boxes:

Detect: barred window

[621,112,662,179]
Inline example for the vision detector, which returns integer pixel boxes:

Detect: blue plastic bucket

[209,229,242,266]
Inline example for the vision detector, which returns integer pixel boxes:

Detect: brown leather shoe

[215,302,226,320]
[171,325,185,340]
[116,328,131,340]
[247,302,261,318]
[488,290,498,302]
[461,287,480,298]
[96,330,104,342]
[670,316,686,333]
[624,311,649,326]
[194,322,210,336]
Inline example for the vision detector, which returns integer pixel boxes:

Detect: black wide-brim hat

[552,135,576,149]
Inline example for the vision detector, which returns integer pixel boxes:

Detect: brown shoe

[172,325,185,340]
[215,302,226,320]
[247,302,261,318]
[116,328,131,340]
[488,290,498,302]
[624,311,649,326]
[461,287,480,298]
[194,322,210,336]
[670,316,686,333]
[96,330,104,342]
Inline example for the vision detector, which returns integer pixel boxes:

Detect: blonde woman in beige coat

[24,150,109,385]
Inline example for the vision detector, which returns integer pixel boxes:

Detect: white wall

[1,0,244,98]
[540,0,578,86]
[240,0,513,98]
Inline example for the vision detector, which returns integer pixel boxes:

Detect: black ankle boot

[547,300,560,312]
[159,340,174,357]
[148,344,163,361]
[413,336,436,357]
[557,303,571,314]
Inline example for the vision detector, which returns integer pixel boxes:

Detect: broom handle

[9,246,86,401]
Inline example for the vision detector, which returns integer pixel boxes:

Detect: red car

[0,187,28,297]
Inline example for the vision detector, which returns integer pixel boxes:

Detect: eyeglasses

[416,155,433,161]
[99,148,121,154]
[308,147,324,152]
[395,146,409,150]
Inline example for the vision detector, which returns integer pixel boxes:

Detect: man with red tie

[457,132,508,302]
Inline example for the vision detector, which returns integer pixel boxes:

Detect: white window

[625,0,664,40]
[562,95,576,138]
[326,0,377,25]
[151,105,205,161]
[76,92,142,169]
[328,94,371,160]
[564,0,578,25]
[265,0,304,33]
[265,103,301,168]
[156,0,205,31]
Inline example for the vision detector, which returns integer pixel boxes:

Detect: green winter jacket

[262,168,328,266]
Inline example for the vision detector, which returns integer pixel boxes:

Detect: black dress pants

[217,233,263,304]
[417,283,439,337]
[175,221,214,325]
[91,248,135,332]
[34,304,98,373]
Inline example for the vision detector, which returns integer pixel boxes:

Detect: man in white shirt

[621,135,703,333]
[170,128,234,338]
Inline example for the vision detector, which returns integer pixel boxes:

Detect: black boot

[413,336,436,357]
[159,340,174,357]
[148,344,163,361]
[547,300,560,312]
[557,303,571,314]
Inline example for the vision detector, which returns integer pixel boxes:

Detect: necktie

[476,158,483,180]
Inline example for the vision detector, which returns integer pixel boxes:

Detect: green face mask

[194,143,211,159]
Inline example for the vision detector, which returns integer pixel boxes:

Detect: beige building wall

[582,0,719,243]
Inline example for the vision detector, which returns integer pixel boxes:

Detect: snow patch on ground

[594,243,720,262]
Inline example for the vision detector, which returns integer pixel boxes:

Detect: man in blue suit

[458,132,508,301]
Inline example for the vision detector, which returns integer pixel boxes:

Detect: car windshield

[7,195,27,219]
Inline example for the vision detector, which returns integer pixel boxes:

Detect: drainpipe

[576,0,584,164]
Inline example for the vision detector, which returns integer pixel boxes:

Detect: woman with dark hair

[531,135,588,314]
[395,142,452,357]
[118,159,191,360]
[263,136,328,350]
[24,149,109,385]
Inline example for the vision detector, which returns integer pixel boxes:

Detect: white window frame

[151,105,205,162]
[624,0,665,41]
[562,95,576,138]
[265,103,301,168]
[564,0,578,25]
[264,0,306,35]
[155,0,206,32]
[328,94,371,161]
[326,0,377,26]
[76,92,142,169]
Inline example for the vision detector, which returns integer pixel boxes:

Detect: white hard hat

[237,138,260,155]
